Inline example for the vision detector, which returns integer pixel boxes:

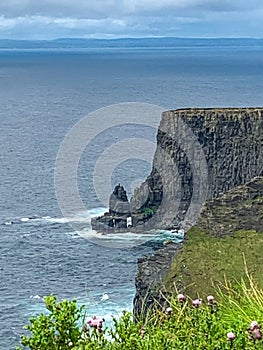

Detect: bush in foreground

[17,275,263,350]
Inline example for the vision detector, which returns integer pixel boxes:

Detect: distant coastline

[0,37,263,50]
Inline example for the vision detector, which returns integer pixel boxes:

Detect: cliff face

[133,242,183,319]
[132,108,263,230]
[133,108,263,317]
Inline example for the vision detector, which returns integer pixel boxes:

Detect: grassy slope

[165,177,263,297]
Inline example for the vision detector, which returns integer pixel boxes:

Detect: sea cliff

[134,108,263,316]
[92,108,263,232]
[132,107,263,229]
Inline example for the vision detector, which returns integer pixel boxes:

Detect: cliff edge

[132,107,263,230]
[133,107,263,316]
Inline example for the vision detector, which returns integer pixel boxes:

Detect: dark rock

[92,108,263,233]
[109,184,130,215]
[133,242,183,320]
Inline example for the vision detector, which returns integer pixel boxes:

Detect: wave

[2,208,184,247]
[2,207,107,226]
[77,227,184,248]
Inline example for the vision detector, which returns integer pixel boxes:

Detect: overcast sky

[0,0,263,39]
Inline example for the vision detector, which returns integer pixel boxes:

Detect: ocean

[1,44,263,349]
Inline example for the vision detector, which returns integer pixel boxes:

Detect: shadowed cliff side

[132,108,263,230]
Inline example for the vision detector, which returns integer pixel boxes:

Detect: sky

[0,0,263,40]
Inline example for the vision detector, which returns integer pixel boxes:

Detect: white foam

[30,295,42,300]
[4,221,13,225]
[101,293,110,301]
[20,217,30,222]
[15,208,184,247]
[41,208,107,225]
[100,293,110,301]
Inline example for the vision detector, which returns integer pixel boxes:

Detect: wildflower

[227,332,235,341]
[165,307,173,315]
[86,316,105,332]
[207,295,214,304]
[192,299,202,308]
[177,293,185,303]
[250,321,259,330]
[253,328,262,340]
[247,321,262,340]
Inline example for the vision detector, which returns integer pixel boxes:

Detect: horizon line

[1,36,263,41]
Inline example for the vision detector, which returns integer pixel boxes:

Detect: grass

[164,177,263,298]
[165,229,263,298]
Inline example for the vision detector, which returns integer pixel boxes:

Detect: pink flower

[207,295,214,304]
[253,328,262,340]
[192,299,202,308]
[177,294,185,303]
[86,316,105,330]
[247,321,262,340]
[250,321,259,330]
[165,307,173,315]
[227,332,235,341]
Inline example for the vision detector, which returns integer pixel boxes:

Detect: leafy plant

[17,295,84,349]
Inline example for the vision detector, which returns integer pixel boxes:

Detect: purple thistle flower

[227,332,235,341]
[207,295,214,304]
[250,321,259,330]
[253,328,262,340]
[165,307,173,315]
[177,293,185,303]
[192,299,202,308]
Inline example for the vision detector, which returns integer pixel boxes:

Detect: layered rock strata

[92,108,263,233]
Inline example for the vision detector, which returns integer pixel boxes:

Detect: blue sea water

[1,46,263,349]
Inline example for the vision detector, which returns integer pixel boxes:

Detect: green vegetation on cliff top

[165,177,263,297]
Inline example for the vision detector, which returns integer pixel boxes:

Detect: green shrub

[17,273,263,350]
[17,295,84,349]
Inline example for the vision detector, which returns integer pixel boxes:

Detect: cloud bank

[0,0,262,39]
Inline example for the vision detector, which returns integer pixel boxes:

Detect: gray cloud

[0,0,261,18]
[0,0,262,38]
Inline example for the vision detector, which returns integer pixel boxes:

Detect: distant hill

[0,37,263,49]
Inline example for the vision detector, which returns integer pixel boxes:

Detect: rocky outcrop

[198,176,263,236]
[91,185,130,231]
[91,184,157,232]
[109,184,130,215]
